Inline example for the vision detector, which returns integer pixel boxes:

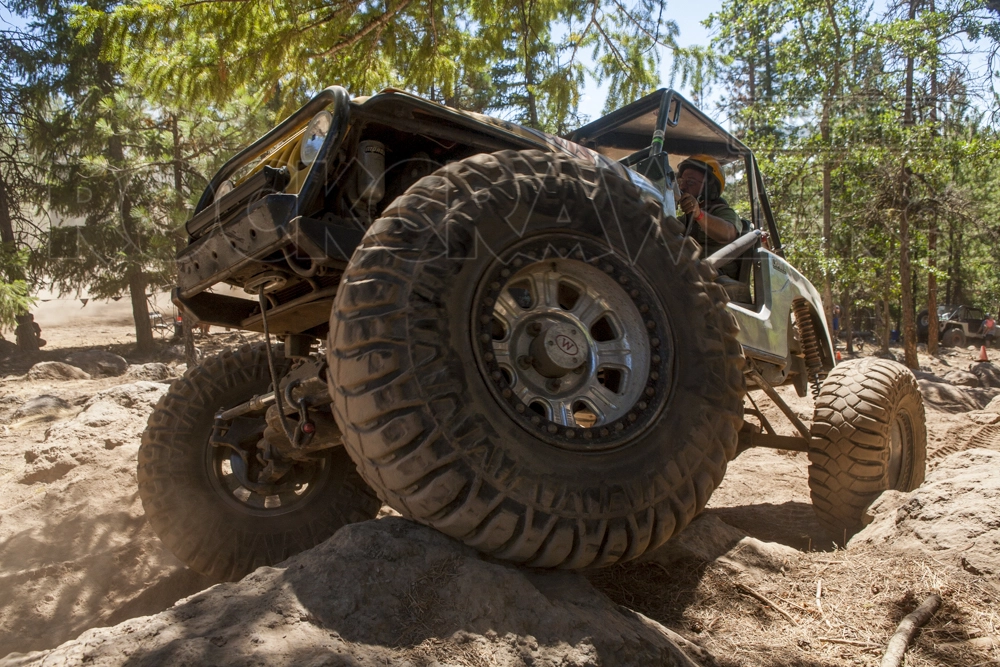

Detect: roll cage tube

[751,154,783,256]
[193,86,351,216]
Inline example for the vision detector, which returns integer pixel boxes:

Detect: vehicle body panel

[728,251,834,368]
[174,86,834,376]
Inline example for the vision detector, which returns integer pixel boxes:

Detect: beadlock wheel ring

[205,419,331,517]
[471,236,674,452]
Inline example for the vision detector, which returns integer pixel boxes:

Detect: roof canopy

[566,89,750,164]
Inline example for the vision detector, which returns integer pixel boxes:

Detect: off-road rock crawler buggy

[142,88,927,580]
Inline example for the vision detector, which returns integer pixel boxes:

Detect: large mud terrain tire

[328,150,745,568]
[941,328,965,347]
[139,343,380,581]
[809,357,926,543]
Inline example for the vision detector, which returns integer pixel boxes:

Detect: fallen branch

[880,593,942,667]
[735,582,799,626]
[819,637,879,648]
[816,579,832,629]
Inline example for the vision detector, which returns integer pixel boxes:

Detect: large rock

[64,351,128,378]
[971,362,1000,389]
[1,518,714,667]
[917,374,997,413]
[17,383,169,486]
[8,395,75,426]
[25,362,90,382]
[943,369,981,388]
[124,363,173,382]
[640,514,799,577]
[851,448,1000,579]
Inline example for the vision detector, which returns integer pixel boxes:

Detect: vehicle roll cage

[567,88,785,256]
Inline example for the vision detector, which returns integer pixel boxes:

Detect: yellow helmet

[678,154,725,194]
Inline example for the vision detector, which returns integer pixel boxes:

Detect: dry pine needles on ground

[587,544,1000,667]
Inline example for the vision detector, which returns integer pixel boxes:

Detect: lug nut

[517,355,532,369]
[527,322,542,336]
[547,378,561,392]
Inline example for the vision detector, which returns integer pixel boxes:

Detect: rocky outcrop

[25,362,90,382]
[971,362,1000,389]
[851,448,1000,579]
[124,363,174,382]
[943,369,982,388]
[64,351,128,378]
[2,518,716,667]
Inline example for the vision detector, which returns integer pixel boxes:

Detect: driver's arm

[697,210,738,244]
[697,203,741,244]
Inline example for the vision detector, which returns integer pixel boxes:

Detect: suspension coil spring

[792,298,825,398]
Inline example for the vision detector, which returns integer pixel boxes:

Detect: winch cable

[258,285,299,445]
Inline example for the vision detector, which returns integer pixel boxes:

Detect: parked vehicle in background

[918,304,996,347]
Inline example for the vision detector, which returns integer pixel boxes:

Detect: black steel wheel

[328,149,745,569]
[139,343,380,581]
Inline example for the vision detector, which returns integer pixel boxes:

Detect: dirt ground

[1,309,999,665]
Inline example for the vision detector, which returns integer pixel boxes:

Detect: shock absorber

[792,298,825,398]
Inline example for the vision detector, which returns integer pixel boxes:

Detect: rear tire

[942,328,965,347]
[808,357,926,544]
[328,149,745,568]
[139,343,381,581]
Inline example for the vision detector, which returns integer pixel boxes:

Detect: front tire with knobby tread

[328,149,745,569]
[139,343,381,581]
[808,357,926,543]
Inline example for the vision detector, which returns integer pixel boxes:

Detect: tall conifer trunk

[926,0,940,356]
[898,0,918,369]
[170,113,197,365]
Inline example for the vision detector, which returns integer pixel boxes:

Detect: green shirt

[685,197,746,279]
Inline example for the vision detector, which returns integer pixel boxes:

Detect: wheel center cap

[531,323,588,377]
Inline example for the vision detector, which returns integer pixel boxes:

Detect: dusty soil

[1,312,999,665]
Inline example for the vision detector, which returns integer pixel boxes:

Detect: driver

[676,154,747,279]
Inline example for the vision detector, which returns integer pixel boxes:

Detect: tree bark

[899,184,917,367]
[898,0,919,369]
[111,143,153,353]
[821,110,834,329]
[927,219,939,354]
[881,256,892,355]
[926,28,939,356]
[170,113,198,367]
[128,265,154,353]
[842,288,854,354]
[0,170,14,247]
